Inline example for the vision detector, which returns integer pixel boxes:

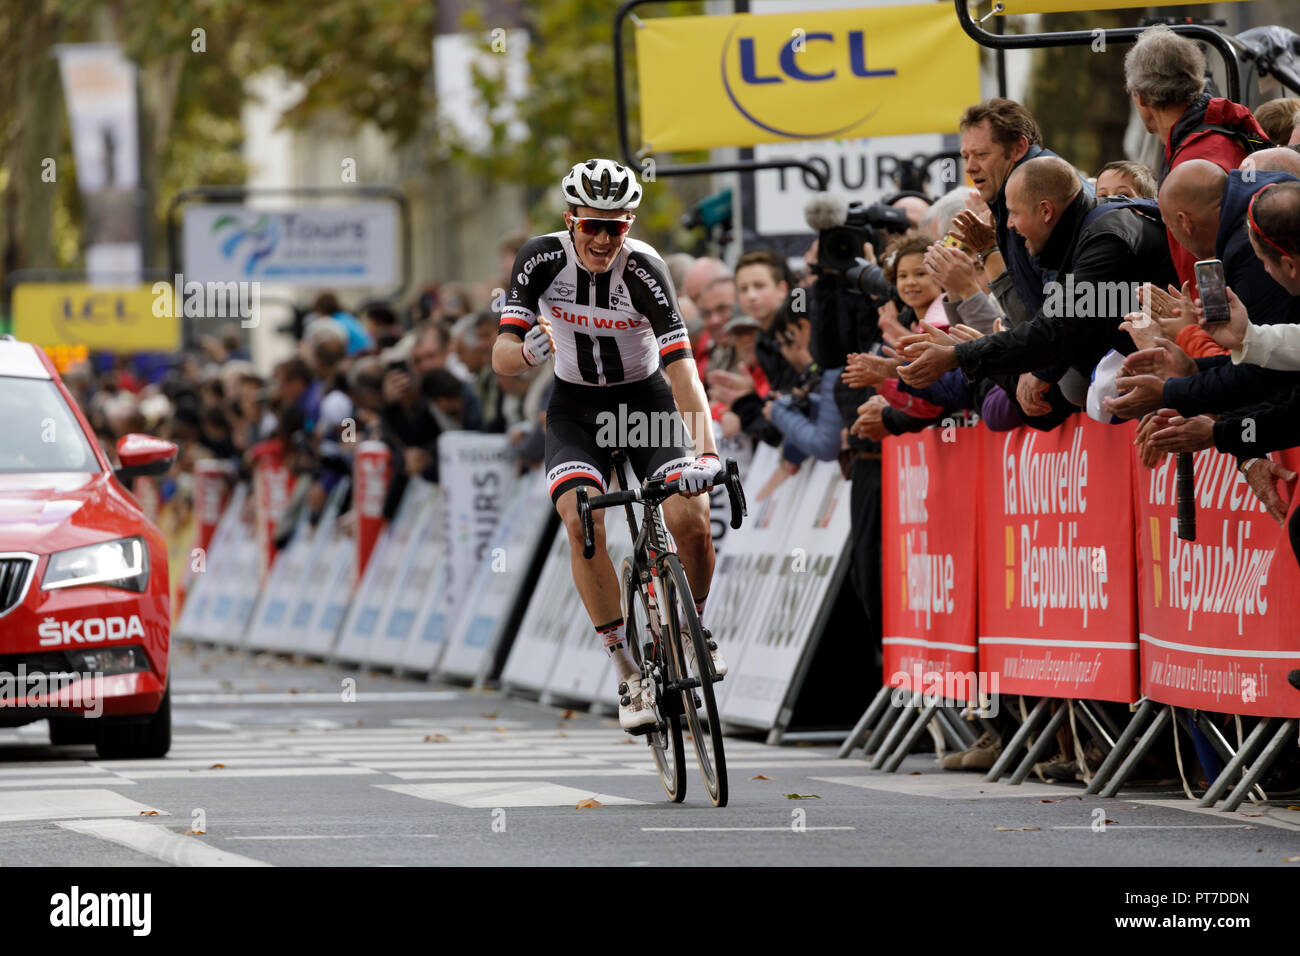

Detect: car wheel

[49,717,98,746]
[95,684,171,759]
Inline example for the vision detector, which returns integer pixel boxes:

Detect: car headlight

[41,537,149,593]
[66,645,152,675]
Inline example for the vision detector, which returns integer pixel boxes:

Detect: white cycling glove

[678,453,721,494]
[521,323,553,367]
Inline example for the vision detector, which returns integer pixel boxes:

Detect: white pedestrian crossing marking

[0,789,164,823]
[377,781,649,808]
[58,819,273,866]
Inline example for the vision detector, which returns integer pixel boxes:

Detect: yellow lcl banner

[13,283,179,352]
[994,0,1248,14]
[634,5,979,151]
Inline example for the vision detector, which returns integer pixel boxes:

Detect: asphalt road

[0,641,1297,868]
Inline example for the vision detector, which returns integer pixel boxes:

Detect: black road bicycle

[576,451,746,807]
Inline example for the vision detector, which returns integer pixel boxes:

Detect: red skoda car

[0,336,176,758]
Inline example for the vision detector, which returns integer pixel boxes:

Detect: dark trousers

[849,457,883,660]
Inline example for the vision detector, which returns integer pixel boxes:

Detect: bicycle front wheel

[660,553,728,807]
[623,556,684,803]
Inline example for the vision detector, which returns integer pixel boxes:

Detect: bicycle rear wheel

[660,553,728,807]
[622,556,685,802]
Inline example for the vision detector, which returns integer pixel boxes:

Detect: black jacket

[1162,170,1300,415]
[1213,383,1300,458]
[953,191,1177,383]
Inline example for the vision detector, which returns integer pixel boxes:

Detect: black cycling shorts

[544,374,695,504]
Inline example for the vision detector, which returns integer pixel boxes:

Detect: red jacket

[1162,95,1270,286]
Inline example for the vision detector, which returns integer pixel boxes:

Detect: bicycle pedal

[625,721,656,738]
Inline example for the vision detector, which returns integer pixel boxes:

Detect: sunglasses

[569,215,634,238]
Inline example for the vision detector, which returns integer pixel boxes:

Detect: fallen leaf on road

[553,732,568,738]
[1283,856,1300,863]
[287,728,299,734]
[751,775,771,780]
[994,826,1041,831]
[493,726,508,733]
[786,793,821,800]
[575,798,602,809]
[1244,825,1258,830]
[139,810,159,816]
[352,720,364,727]
[560,709,578,719]
[1287,805,1300,811]
[613,738,634,745]
[908,771,922,775]
[184,829,205,836]
[424,734,451,743]
[460,724,474,731]
[480,711,499,719]
[287,688,299,695]
[208,763,226,770]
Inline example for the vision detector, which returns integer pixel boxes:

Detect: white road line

[354,758,615,770]
[1050,825,1255,830]
[641,826,857,832]
[57,819,273,866]
[1127,799,1300,832]
[171,691,461,704]
[89,757,342,769]
[292,747,554,758]
[388,768,657,780]
[0,789,163,822]
[0,777,137,788]
[119,766,382,780]
[378,781,648,808]
[194,719,237,731]
[810,775,1069,799]
[0,766,117,777]
[224,834,440,840]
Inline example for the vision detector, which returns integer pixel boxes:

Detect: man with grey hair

[1123,23,1270,284]
[898,156,1178,407]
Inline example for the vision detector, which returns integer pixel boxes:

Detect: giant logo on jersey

[625,258,670,310]
[516,248,564,286]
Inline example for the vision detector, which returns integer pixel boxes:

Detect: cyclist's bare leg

[555,486,635,679]
[661,491,714,603]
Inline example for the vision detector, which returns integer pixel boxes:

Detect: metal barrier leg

[935,707,975,751]
[1074,700,1117,751]
[861,702,903,759]
[870,700,919,770]
[1008,703,1071,785]
[881,699,941,773]
[1084,699,1155,795]
[837,685,894,758]
[1197,716,1277,807]
[1099,705,1173,798]
[1219,718,1296,812]
[1195,712,1268,805]
[983,697,1049,783]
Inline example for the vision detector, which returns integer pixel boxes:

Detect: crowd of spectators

[62,23,1300,783]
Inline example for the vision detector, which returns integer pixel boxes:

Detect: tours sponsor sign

[978,416,1139,702]
[881,426,980,702]
[1136,447,1300,717]
[181,202,398,288]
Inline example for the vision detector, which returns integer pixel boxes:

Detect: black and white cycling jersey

[497,230,692,385]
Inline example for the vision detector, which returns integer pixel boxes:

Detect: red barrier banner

[193,459,232,560]
[977,416,1139,702]
[353,440,391,587]
[881,426,981,703]
[1136,447,1300,717]
[253,457,293,580]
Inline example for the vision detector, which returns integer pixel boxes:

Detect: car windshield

[0,377,101,474]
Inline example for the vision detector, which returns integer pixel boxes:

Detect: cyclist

[492,158,725,732]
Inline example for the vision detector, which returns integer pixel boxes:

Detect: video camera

[807,196,911,273]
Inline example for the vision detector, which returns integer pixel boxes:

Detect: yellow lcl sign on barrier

[634,5,979,151]
[13,283,179,352]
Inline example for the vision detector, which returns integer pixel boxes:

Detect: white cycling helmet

[561,158,643,211]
